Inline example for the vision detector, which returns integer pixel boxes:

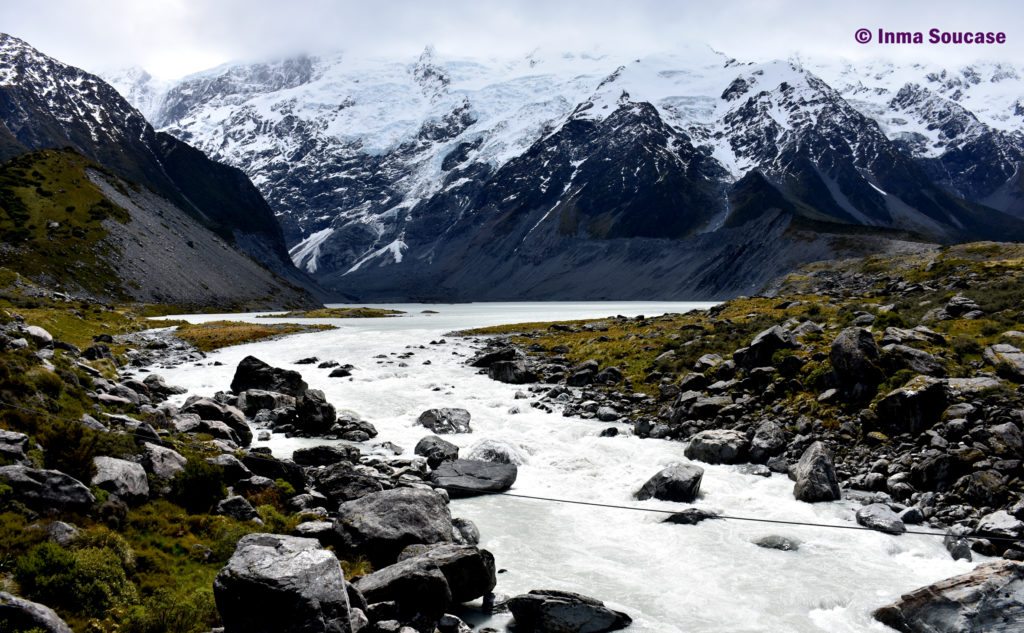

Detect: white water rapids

[153,302,980,632]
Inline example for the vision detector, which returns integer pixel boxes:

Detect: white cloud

[2,0,1020,79]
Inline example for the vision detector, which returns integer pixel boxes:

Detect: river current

[155,302,978,632]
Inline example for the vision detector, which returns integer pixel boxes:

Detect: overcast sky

[2,0,1019,79]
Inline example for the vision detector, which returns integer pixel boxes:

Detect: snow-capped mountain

[102,46,1024,300]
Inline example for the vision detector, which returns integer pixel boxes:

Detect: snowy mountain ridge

[97,45,1024,299]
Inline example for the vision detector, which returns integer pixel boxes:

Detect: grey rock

[293,444,361,467]
[334,488,454,566]
[635,464,704,502]
[396,543,496,603]
[452,517,480,545]
[684,429,749,465]
[91,456,149,504]
[414,435,459,468]
[0,591,73,633]
[310,462,384,503]
[217,495,260,522]
[0,429,29,462]
[875,376,948,435]
[831,327,883,394]
[873,560,1024,633]
[792,442,841,503]
[0,465,95,512]
[507,589,631,633]
[985,344,1024,382]
[142,442,187,480]
[230,356,308,397]
[977,510,1024,539]
[883,344,946,377]
[429,459,517,497]
[487,360,536,384]
[214,533,350,633]
[354,557,451,619]
[855,503,906,535]
[416,408,472,434]
[749,421,787,463]
[734,325,798,369]
[662,508,720,525]
[24,325,53,347]
[45,521,80,546]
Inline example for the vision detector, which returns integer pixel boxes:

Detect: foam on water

[153,302,980,632]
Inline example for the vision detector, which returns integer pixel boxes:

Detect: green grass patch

[173,320,336,352]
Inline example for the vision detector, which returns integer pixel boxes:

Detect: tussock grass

[174,320,335,352]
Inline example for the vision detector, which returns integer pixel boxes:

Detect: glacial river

[155,302,978,632]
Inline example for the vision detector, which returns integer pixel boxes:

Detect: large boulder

[214,533,350,633]
[635,464,704,502]
[415,436,460,468]
[792,442,840,503]
[429,459,517,497]
[354,557,451,620]
[487,360,536,384]
[230,356,308,397]
[310,462,384,504]
[873,560,1024,632]
[830,327,883,395]
[882,344,946,377]
[507,590,632,633]
[985,344,1024,382]
[0,591,73,633]
[733,325,797,369]
[397,544,496,603]
[91,456,149,504]
[416,408,472,434]
[470,347,517,368]
[855,504,906,535]
[875,376,949,435]
[684,429,749,465]
[0,465,94,512]
[292,390,338,435]
[334,488,454,566]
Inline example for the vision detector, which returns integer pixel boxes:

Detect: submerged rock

[662,508,720,525]
[873,560,1024,632]
[507,589,632,633]
[754,535,800,551]
[417,408,472,434]
[214,533,350,633]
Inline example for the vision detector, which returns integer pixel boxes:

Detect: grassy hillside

[0,149,131,298]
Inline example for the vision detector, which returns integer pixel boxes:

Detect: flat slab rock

[507,589,632,633]
[874,560,1024,632]
[429,458,517,497]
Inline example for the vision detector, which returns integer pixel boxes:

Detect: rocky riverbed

[4,244,1024,632]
